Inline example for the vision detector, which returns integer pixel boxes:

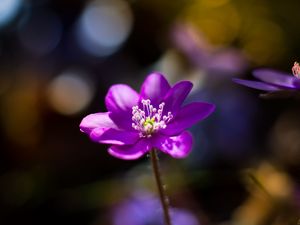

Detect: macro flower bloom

[80,72,215,160]
[233,62,300,92]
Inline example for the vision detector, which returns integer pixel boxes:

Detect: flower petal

[232,78,281,91]
[90,128,139,145]
[108,139,151,160]
[161,102,215,136]
[163,81,193,114]
[105,84,139,112]
[140,72,171,106]
[153,131,193,158]
[79,112,117,134]
[105,84,139,129]
[253,69,298,89]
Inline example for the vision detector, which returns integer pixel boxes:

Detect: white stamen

[131,99,173,137]
[292,61,300,78]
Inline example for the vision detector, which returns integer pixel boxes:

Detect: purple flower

[233,62,300,92]
[80,72,215,160]
[112,191,200,225]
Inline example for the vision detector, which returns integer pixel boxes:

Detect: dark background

[1,0,300,224]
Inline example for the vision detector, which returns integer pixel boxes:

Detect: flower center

[292,61,300,78]
[131,99,173,137]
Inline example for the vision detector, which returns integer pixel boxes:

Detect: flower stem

[150,149,172,225]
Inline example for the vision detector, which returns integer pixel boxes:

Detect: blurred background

[1,0,300,224]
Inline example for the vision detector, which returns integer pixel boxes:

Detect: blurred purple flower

[112,191,199,225]
[172,23,247,75]
[233,62,300,92]
[80,72,215,160]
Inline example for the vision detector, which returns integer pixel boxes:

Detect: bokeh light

[0,0,22,28]
[47,70,95,115]
[76,0,133,57]
[183,1,241,45]
[240,19,286,65]
[18,10,63,56]
[180,0,288,65]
